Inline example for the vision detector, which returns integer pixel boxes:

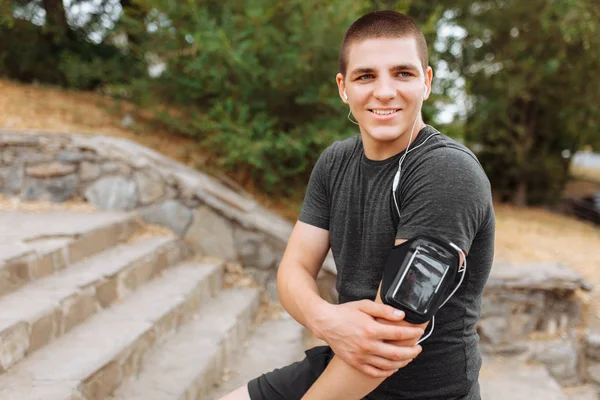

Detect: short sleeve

[395,147,492,254]
[298,145,332,230]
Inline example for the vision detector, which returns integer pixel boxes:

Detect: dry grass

[0,79,209,171]
[494,204,600,287]
[1,77,599,325]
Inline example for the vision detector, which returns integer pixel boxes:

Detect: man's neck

[361,121,427,161]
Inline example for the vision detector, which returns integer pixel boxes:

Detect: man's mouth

[369,109,401,116]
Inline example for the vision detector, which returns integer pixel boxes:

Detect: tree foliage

[120,0,447,194]
[439,0,600,205]
[0,0,144,88]
[2,0,599,202]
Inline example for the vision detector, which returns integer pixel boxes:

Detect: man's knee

[218,384,251,400]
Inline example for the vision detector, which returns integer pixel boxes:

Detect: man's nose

[373,78,396,101]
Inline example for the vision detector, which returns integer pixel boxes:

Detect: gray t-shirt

[299,125,495,399]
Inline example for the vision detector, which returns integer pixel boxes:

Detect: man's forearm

[304,355,386,400]
[301,286,424,400]
[277,261,332,338]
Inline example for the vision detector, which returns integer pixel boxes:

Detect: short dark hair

[339,10,429,77]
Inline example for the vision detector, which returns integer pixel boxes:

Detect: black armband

[381,236,464,325]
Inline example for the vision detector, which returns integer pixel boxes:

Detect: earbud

[344,90,348,100]
[423,85,428,98]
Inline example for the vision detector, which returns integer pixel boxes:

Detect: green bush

[126,0,369,194]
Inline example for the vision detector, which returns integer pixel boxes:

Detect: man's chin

[362,127,407,143]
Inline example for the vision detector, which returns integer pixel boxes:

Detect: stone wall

[0,130,337,298]
[480,261,598,388]
[479,262,590,346]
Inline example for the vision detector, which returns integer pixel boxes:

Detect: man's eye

[398,71,413,78]
[358,74,374,81]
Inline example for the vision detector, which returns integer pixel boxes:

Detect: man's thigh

[247,346,333,400]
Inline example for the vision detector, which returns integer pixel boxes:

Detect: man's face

[336,37,433,149]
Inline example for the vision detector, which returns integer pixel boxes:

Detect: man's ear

[423,66,433,100]
[336,73,348,104]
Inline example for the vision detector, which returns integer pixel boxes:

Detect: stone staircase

[0,129,597,399]
[0,211,597,400]
[0,209,298,400]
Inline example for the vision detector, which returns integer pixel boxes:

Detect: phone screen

[393,250,449,314]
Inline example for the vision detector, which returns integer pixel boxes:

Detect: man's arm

[301,241,466,400]
[278,223,426,377]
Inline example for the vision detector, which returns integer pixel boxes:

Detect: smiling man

[220,10,494,400]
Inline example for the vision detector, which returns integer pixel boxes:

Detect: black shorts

[247,346,333,400]
[247,346,481,400]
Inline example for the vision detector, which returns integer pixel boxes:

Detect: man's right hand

[313,300,425,378]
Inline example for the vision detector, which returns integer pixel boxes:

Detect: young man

[221,10,494,400]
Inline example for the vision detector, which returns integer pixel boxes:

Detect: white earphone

[391,81,438,218]
[344,90,348,100]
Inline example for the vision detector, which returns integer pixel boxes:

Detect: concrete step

[480,355,569,400]
[0,234,186,374]
[0,260,223,400]
[111,288,261,400]
[209,313,306,399]
[0,211,140,297]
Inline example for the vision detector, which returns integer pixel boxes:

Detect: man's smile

[369,108,401,117]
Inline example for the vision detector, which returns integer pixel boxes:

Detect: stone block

[180,278,212,319]
[17,150,53,165]
[140,200,193,236]
[234,228,278,270]
[534,340,581,387]
[84,176,137,211]
[478,316,508,345]
[101,162,130,176]
[0,320,29,372]
[266,278,279,302]
[120,257,158,293]
[245,267,271,287]
[68,225,119,264]
[61,288,98,333]
[28,252,55,280]
[120,329,156,379]
[81,360,122,400]
[488,262,589,291]
[57,150,85,163]
[29,307,62,353]
[1,148,15,164]
[21,174,79,202]
[96,278,118,308]
[154,306,184,338]
[184,206,236,260]
[481,290,545,318]
[0,166,24,195]
[586,362,600,385]
[80,162,101,181]
[53,247,69,271]
[134,170,165,205]
[584,331,600,361]
[478,311,541,346]
[0,134,40,146]
[0,260,30,296]
[26,162,76,178]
